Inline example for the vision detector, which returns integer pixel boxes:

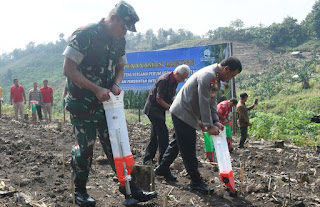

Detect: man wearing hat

[62,1,157,206]
[236,92,257,148]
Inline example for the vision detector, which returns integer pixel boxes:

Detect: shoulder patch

[210,79,215,89]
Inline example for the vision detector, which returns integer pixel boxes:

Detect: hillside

[0,40,276,100]
[0,39,319,119]
[0,51,65,114]
[0,40,260,115]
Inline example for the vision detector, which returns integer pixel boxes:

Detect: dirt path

[0,116,319,207]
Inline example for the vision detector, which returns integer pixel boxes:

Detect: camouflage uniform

[63,18,127,183]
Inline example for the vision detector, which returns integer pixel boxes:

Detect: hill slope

[0,40,319,118]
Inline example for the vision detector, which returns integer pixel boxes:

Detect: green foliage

[125,109,173,128]
[294,39,320,52]
[230,19,245,30]
[297,161,305,168]
[237,55,319,99]
[123,90,149,109]
[310,0,320,37]
[207,10,320,50]
[249,108,320,146]
[126,28,200,52]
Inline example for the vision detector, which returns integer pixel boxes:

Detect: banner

[123,43,232,92]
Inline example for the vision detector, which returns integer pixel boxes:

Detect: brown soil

[0,115,320,207]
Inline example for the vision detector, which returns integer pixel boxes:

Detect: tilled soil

[0,115,320,207]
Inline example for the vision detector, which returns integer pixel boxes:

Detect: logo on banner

[200,49,215,62]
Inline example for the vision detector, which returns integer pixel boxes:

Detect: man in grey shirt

[28,82,43,120]
[155,56,242,194]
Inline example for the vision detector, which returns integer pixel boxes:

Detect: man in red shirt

[40,80,53,122]
[10,79,26,121]
[217,98,238,152]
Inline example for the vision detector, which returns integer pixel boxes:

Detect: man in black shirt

[143,65,190,169]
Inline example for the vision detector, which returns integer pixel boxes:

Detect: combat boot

[74,179,95,207]
[74,188,96,207]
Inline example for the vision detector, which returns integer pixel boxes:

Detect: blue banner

[122,43,232,91]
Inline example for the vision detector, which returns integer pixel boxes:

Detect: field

[1,115,320,207]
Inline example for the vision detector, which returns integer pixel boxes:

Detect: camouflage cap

[115,1,139,32]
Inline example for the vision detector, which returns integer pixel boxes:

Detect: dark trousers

[159,134,178,169]
[239,126,248,147]
[159,114,202,183]
[144,109,169,164]
[36,105,43,120]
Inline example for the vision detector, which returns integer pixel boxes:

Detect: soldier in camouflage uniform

[62,1,157,206]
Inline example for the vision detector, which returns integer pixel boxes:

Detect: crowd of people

[7,79,54,122]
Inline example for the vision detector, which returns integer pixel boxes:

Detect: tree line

[207,1,320,50]
[1,0,320,65]
[0,0,319,110]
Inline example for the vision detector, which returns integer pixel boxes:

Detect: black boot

[154,166,177,181]
[131,187,158,202]
[187,180,214,194]
[74,179,96,207]
[119,181,157,203]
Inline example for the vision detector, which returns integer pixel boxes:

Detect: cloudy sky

[0,0,316,54]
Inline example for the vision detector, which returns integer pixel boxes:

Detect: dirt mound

[0,116,319,206]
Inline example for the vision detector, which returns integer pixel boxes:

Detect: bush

[249,108,320,146]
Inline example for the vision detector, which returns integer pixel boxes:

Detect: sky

[0,0,317,54]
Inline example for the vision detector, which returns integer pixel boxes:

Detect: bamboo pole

[63,108,66,124]
[34,136,37,162]
[240,163,244,195]
[71,174,75,207]
[149,161,155,191]
[18,152,21,205]
[289,173,291,203]
[62,146,66,177]
[163,187,174,207]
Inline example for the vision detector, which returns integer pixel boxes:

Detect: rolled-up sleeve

[116,54,127,67]
[62,29,90,65]
[63,46,84,65]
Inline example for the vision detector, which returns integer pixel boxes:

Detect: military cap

[115,1,139,32]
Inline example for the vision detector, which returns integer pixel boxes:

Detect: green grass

[248,108,320,146]
[125,109,173,127]
[293,39,320,52]
[164,38,204,50]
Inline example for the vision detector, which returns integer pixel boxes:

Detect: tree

[6,69,13,85]
[26,41,35,51]
[59,33,65,41]
[311,0,320,37]
[145,29,157,49]
[302,0,320,39]
[294,59,317,89]
[230,19,244,30]
[12,49,23,59]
